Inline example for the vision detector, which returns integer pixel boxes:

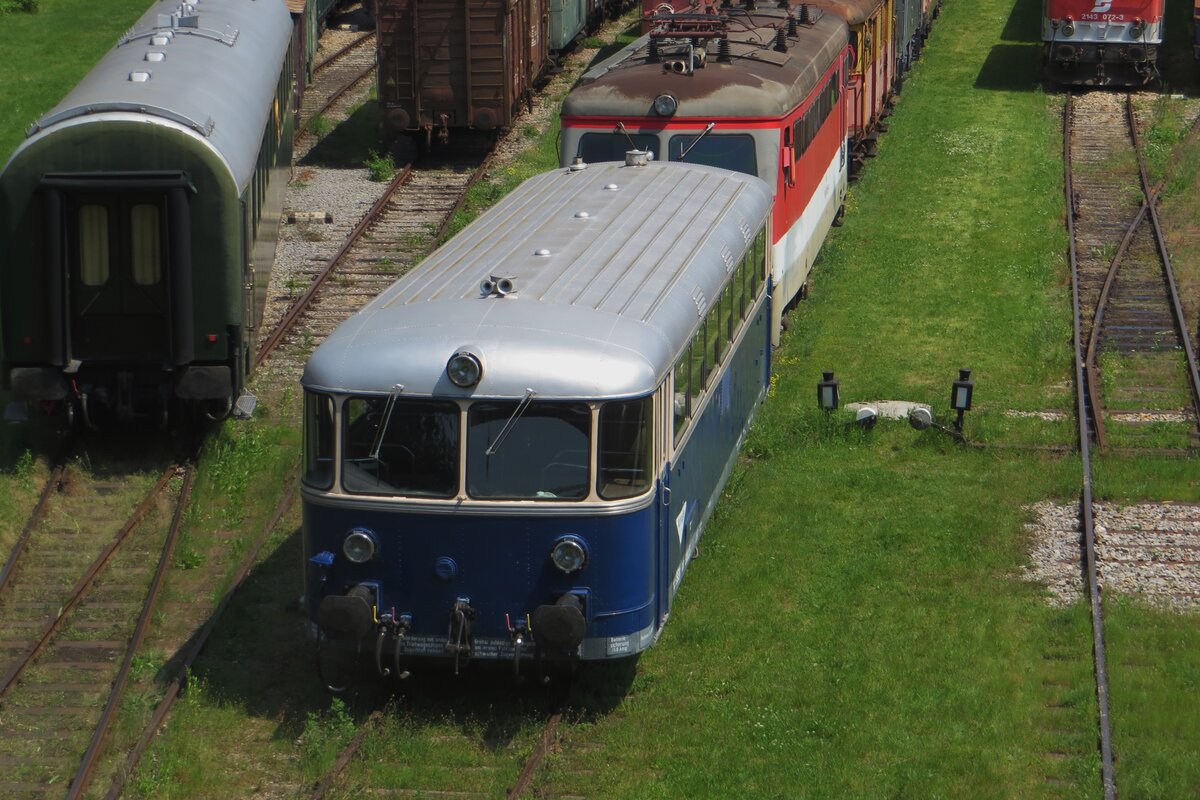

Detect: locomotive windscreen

[467,402,591,500]
[668,134,758,177]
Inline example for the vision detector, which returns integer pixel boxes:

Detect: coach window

[668,134,757,177]
[342,397,459,497]
[672,346,691,439]
[302,392,335,489]
[130,204,162,285]
[577,132,659,163]
[468,402,590,500]
[598,396,652,499]
[78,205,110,286]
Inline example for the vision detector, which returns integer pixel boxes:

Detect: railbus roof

[302,161,773,401]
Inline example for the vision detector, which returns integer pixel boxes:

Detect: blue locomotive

[300,158,773,676]
[0,0,296,426]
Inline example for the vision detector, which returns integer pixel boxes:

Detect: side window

[130,204,162,286]
[78,205,110,286]
[598,397,653,500]
[303,392,335,489]
[673,345,691,440]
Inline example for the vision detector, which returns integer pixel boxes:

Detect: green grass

[0,0,151,162]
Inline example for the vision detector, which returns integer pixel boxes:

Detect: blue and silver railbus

[300,158,773,677]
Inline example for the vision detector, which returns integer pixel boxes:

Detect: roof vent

[625,149,652,167]
[603,183,619,191]
[534,249,551,257]
[151,34,172,45]
[479,275,516,297]
[145,51,166,62]
[574,211,590,219]
[129,71,152,82]
[569,156,588,171]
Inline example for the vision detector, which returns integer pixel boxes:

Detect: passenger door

[67,195,171,362]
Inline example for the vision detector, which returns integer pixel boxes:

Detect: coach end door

[66,194,171,364]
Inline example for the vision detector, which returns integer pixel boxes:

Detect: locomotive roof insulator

[774,28,788,53]
[799,3,812,25]
[787,16,798,38]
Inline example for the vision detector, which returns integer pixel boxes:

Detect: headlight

[447,351,482,388]
[550,535,588,573]
[653,93,677,116]
[1062,19,1075,37]
[343,528,377,564]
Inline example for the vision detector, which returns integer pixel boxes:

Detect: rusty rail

[1126,95,1200,429]
[1063,91,1117,800]
[253,165,413,369]
[0,464,65,597]
[313,31,373,74]
[0,464,179,700]
[66,466,196,800]
[507,708,565,799]
[103,466,300,800]
[297,62,376,140]
[310,710,383,799]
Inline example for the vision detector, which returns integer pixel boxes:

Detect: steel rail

[0,464,65,597]
[1126,95,1200,428]
[309,710,383,799]
[433,148,499,241]
[102,466,300,800]
[1084,198,1148,452]
[297,62,376,140]
[252,165,414,370]
[1063,91,1117,800]
[66,466,196,800]
[0,464,178,700]
[312,31,374,75]
[507,708,565,800]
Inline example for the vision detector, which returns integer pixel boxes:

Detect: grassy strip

[0,0,151,162]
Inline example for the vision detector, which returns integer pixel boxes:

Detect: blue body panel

[303,500,659,656]
[663,294,771,613]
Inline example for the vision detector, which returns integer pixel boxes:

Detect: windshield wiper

[485,388,537,457]
[676,122,716,162]
[367,384,405,463]
[615,121,637,150]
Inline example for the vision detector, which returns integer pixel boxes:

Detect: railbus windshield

[302,395,656,503]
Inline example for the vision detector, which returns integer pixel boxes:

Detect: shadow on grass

[300,100,383,169]
[974,43,1045,92]
[173,525,635,757]
[1000,0,1042,43]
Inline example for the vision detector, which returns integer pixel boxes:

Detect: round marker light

[447,351,482,388]
[1062,19,1075,37]
[343,529,376,564]
[653,93,678,116]
[550,536,588,574]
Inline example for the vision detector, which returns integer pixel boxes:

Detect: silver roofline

[303,161,773,400]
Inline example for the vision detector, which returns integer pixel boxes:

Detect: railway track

[1063,91,1200,800]
[0,441,193,799]
[256,138,497,378]
[1067,92,1200,452]
[295,31,377,160]
[309,684,571,799]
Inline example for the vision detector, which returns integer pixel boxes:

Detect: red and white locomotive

[1042,0,1163,85]
[560,5,850,341]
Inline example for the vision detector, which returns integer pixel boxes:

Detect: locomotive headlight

[550,535,588,574]
[653,93,678,116]
[447,351,482,388]
[342,528,377,564]
[1130,19,1145,38]
[1062,19,1075,37]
